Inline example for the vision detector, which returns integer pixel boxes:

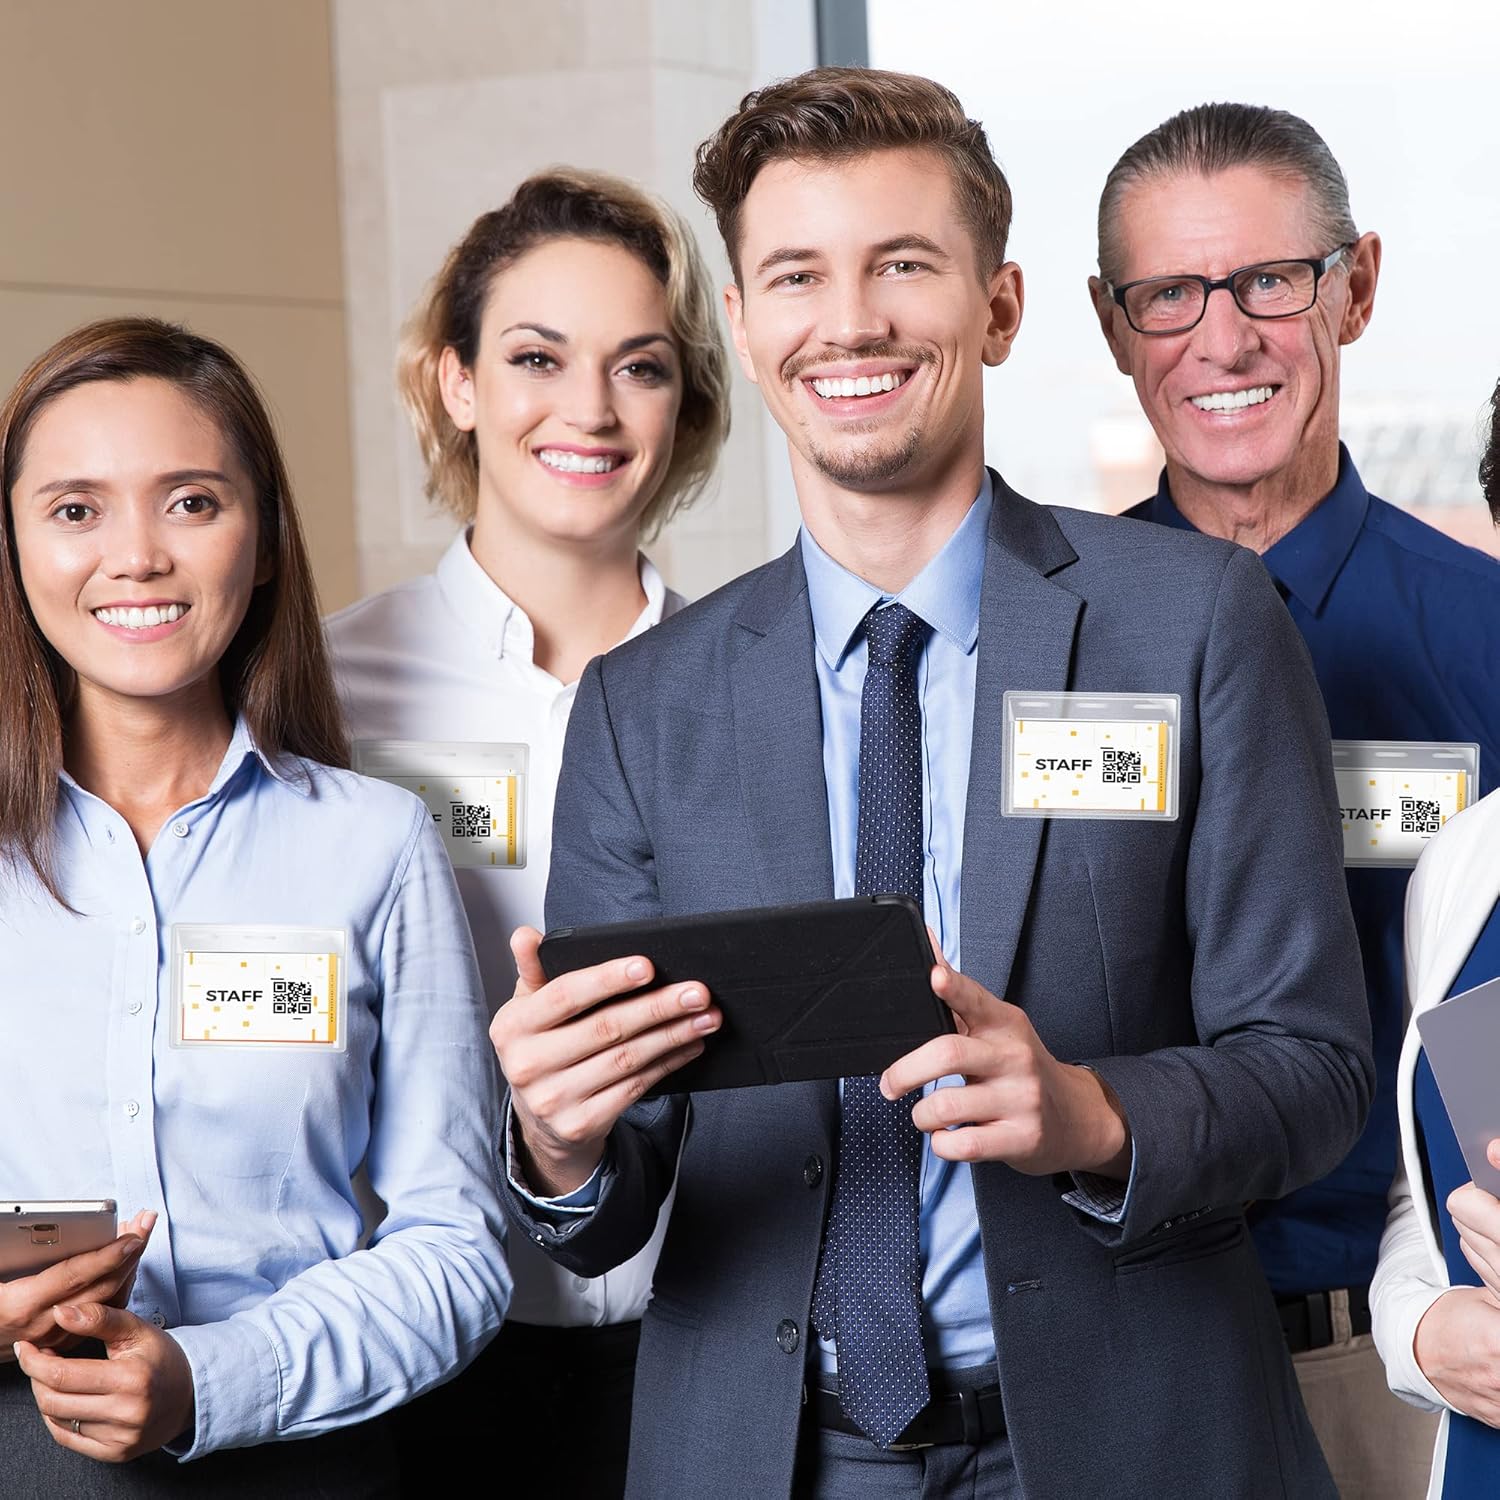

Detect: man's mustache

[781,344,936,384]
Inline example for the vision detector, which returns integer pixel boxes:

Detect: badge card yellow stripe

[325,952,338,1045]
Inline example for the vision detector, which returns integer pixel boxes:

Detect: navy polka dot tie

[811,601,931,1448]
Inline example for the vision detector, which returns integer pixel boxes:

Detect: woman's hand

[0,1211,155,1355]
[15,1301,195,1462]
[491,927,719,1196]
[1449,1143,1500,1300]
[1414,1286,1500,1425]
[1411,1144,1500,1427]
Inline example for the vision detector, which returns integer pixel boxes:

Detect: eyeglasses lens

[1125,261,1320,333]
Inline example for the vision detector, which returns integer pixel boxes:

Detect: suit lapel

[961,475,1082,1000]
[729,544,836,907]
[730,545,838,1131]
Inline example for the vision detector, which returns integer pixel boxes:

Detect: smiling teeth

[94,604,184,628]
[1190,385,1275,412]
[536,449,622,474]
[810,371,907,399]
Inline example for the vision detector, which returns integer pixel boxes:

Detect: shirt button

[150,1312,166,1328]
[776,1319,799,1354]
[171,821,189,838]
[572,1276,591,1294]
[124,1100,140,1119]
[130,917,146,935]
[803,1155,823,1189]
[127,999,143,1016]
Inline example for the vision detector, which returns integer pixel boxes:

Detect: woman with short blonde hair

[327,166,731,1497]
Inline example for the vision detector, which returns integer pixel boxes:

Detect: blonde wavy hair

[398,167,731,537]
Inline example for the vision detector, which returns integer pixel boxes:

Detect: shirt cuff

[1386,1283,1456,1413]
[1062,1141,1137,1225]
[165,1316,282,1458]
[503,1098,603,1216]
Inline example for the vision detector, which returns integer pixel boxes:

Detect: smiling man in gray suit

[491,68,1373,1500]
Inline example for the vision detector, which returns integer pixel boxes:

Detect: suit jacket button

[776,1319,800,1354]
[803,1154,823,1188]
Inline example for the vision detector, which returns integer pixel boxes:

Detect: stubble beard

[803,419,925,489]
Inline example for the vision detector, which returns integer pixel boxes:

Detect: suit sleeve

[1083,546,1374,1245]
[500,653,687,1276]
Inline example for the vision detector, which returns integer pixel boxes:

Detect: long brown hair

[0,317,349,901]
[398,167,731,538]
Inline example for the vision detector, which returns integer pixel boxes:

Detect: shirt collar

[58,714,303,809]
[435,529,670,662]
[1145,443,1369,614]
[800,472,991,668]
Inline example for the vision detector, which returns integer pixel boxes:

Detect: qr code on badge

[272,978,314,1016]
[449,802,492,840]
[1401,797,1442,834]
[1101,747,1142,785]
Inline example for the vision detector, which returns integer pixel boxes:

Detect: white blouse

[326,531,684,1329]
[1371,789,1500,1500]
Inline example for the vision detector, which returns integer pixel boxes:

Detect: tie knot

[863,602,926,667]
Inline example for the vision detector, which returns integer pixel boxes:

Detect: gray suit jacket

[507,477,1373,1499]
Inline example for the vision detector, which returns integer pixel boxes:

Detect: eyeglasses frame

[1105,244,1354,336]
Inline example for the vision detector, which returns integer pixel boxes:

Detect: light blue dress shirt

[800,480,995,1373]
[0,721,512,1457]
[801,476,1132,1376]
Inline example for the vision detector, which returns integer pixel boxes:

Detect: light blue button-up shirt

[800,480,995,1373]
[801,477,1131,1376]
[0,721,511,1456]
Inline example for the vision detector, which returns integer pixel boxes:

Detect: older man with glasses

[1090,102,1500,1498]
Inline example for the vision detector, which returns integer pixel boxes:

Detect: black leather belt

[809,1379,1005,1449]
[1276,1285,1371,1353]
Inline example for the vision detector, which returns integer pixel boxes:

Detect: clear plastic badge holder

[1002,691,1181,821]
[1333,739,1480,868]
[354,739,528,870]
[170,924,348,1052]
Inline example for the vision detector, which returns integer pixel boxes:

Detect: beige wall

[0,0,358,608]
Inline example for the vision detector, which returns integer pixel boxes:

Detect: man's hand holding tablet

[492,928,720,1197]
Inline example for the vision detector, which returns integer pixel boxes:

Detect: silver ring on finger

[70,1418,82,1436]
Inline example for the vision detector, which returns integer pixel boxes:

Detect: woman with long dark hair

[0,318,510,1494]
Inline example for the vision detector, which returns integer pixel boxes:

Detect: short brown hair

[1097,103,1357,283]
[0,317,348,902]
[693,66,1013,282]
[399,167,730,536]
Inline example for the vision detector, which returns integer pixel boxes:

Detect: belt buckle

[886,1439,935,1452]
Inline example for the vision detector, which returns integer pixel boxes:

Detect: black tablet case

[537,895,950,1094]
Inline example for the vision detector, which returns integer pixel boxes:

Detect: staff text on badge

[1333,739,1480,868]
[1002,692,1181,821]
[170,925,348,1051]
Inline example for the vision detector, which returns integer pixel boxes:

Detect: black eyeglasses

[1106,245,1352,335]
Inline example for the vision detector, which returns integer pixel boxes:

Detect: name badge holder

[170,924,348,1052]
[1333,739,1480,868]
[354,739,528,870]
[1002,691,1180,821]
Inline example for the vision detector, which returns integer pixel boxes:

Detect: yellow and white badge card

[170,925,347,1051]
[1333,739,1480,868]
[353,740,527,870]
[1003,692,1181,820]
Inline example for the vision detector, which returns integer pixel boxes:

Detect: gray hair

[1097,103,1357,283]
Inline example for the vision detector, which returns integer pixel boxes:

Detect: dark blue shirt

[1413,899,1500,1497]
[1127,445,1500,1294]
